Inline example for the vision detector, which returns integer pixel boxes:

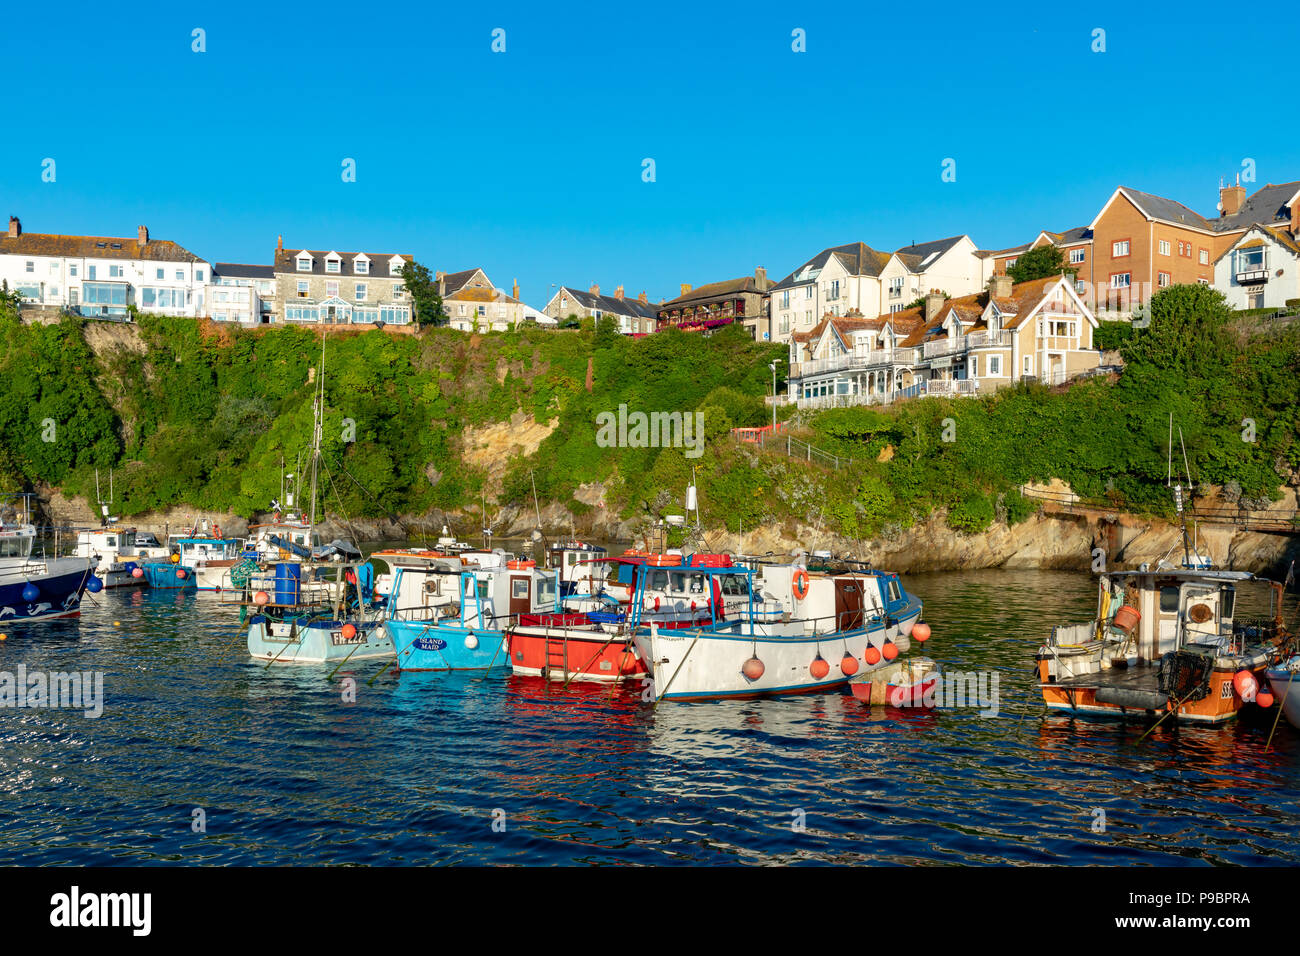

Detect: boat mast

[309,336,325,529]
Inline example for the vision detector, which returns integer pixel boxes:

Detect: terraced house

[654,268,774,339]
[787,275,1100,409]
[0,217,209,318]
[543,283,658,334]
[274,238,413,326]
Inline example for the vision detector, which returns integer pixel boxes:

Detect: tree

[1007,245,1076,284]
[402,259,447,327]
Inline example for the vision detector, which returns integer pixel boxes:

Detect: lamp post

[769,361,777,429]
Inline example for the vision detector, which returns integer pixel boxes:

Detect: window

[968,356,978,378]
[1069,248,1085,264]
[1158,271,1171,287]
[1006,257,1017,268]
[69,264,77,277]
[48,261,58,274]
[1023,355,1033,375]
[989,355,1001,376]
[141,288,187,309]
[355,283,367,301]
[326,258,340,273]
[156,268,165,279]
[1198,248,1209,265]
[88,265,96,280]
[82,282,128,308]
[781,290,790,309]
[888,276,904,297]
[355,259,368,274]
[1110,273,1131,288]
[1158,240,1170,256]
[195,269,204,282]
[1159,587,1180,613]
[297,281,309,298]
[829,279,840,300]
[1235,246,1266,272]
[108,265,123,278]
[326,280,338,297]
[1112,240,1130,257]
[390,261,403,276]
[511,579,529,600]
[25,261,34,273]
[1178,240,1191,258]
[296,256,311,271]
[175,270,184,281]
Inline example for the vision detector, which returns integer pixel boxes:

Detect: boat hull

[247,615,393,664]
[507,625,648,683]
[142,561,197,590]
[0,560,94,622]
[100,561,147,588]
[386,619,510,671]
[1265,661,1300,731]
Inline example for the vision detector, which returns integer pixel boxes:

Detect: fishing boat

[1264,656,1300,732]
[0,494,99,622]
[548,539,608,608]
[141,532,243,591]
[239,559,393,664]
[632,556,925,702]
[71,527,166,587]
[380,548,561,671]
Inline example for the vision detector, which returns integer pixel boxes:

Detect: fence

[1018,484,1300,535]
[731,426,854,471]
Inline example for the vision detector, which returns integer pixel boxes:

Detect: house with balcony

[273,239,413,325]
[787,275,1100,409]
[654,268,774,339]
[767,242,892,345]
[1213,225,1300,311]
[0,216,209,318]
[542,283,658,334]
[877,235,992,315]
[206,263,275,324]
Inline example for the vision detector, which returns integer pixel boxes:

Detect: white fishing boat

[71,527,166,587]
[1264,656,1300,732]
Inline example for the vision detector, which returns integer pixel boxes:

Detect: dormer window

[390,260,404,276]
[325,254,341,274]
[296,254,312,272]
[354,258,369,275]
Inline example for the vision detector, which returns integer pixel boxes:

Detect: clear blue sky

[4,1,1297,307]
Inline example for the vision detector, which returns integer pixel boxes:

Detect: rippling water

[1,567,1297,865]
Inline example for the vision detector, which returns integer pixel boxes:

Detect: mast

[309,335,325,528]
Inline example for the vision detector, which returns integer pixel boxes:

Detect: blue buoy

[21,583,39,602]
[87,576,104,593]
[124,561,137,573]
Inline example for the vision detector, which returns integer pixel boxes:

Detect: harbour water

[1,565,1297,865]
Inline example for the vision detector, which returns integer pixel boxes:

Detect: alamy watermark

[596,404,704,459]
[0,666,104,718]
[892,670,1000,717]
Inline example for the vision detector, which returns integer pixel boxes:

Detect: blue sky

[4,0,1298,307]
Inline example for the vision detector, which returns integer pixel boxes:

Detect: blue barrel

[274,562,302,604]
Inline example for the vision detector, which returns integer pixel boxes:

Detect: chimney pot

[512,278,520,301]
[680,283,692,297]
[615,285,624,300]
[1220,181,1246,218]
[276,234,283,255]
[6,216,18,239]
[137,224,148,246]
[638,290,648,304]
[589,283,600,296]
[755,266,767,283]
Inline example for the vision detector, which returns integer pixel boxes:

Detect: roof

[1212,222,1300,265]
[658,274,775,309]
[791,310,926,350]
[1214,181,1300,233]
[437,268,485,296]
[892,236,967,271]
[771,242,891,292]
[1042,226,1092,245]
[214,262,274,279]
[1103,187,1213,232]
[0,231,205,263]
[555,286,657,319]
[897,275,1071,348]
[274,249,411,277]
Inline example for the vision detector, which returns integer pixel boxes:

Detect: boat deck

[1047,663,1160,691]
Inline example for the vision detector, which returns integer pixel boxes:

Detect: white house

[767,242,891,344]
[1213,224,1300,311]
[206,263,275,324]
[877,235,992,316]
[0,217,209,318]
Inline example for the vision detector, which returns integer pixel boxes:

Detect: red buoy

[912,622,931,642]
[253,590,270,606]
[810,656,830,679]
[742,657,765,681]
[175,568,188,579]
[341,623,358,641]
[131,567,144,579]
[841,653,859,676]
[1256,690,1275,708]
[1233,670,1258,701]
[883,641,899,661]
[864,645,881,666]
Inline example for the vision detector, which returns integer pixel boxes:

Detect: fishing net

[229,558,261,589]
[1157,649,1214,702]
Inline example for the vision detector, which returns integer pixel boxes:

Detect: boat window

[1159,587,1180,613]
[649,569,670,590]
[566,553,577,567]
[512,579,529,599]
[477,580,490,599]
[536,578,556,605]
[1220,587,1235,619]
[670,572,686,591]
[888,579,901,602]
[721,575,750,596]
[0,537,30,557]
[105,537,117,547]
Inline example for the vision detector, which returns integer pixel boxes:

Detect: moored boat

[71,526,165,588]
[1263,655,1300,732]
[0,495,98,622]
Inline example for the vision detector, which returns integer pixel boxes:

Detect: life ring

[213,524,222,538]
[792,569,810,601]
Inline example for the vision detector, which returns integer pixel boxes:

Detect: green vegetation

[0,284,1295,539]
[402,259,448,327]
[1006,244,1077,283]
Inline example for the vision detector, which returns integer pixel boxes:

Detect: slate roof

[274,249,411,278]
[556,286,657,319]
[1116,187,1213,231]
[893,236,967,271]
[771,242,891,292]
[1214,181,1300,233]
[214,262,274,279]
[438,268,485,296]
[1043,226,1093,245]
[659,275,775,309]
[0,231,205,262]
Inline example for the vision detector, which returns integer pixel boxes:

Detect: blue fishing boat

[141,554,197,590]
[378,548,560,671]
[0,495,100,622]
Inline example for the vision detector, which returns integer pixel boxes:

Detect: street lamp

[769,361,777,429]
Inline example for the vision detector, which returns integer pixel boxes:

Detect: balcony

[790,346,921,380]
[922,336,963,358]
[965,329,1010,349]
[925,379,979,397]
[1235,268,1269,285]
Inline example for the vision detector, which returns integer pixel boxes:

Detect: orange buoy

[840,653,859,676]
[742,657,765,681]
[864,645,881,665]
[341,623,358,640]
[882,641,899,661]
[810,656,830,679]
[792,569,810,601]
[253,590,270,606]
[912,622,931,642]
[132,567,144,578]
[1257,690,1275,708]
[176,568,188,579]
[1233,670,1258,701]
[170,553,180,564]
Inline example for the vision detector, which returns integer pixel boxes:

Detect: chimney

[924,292,946,321]
[680,283,692,297]
[990,274,1014,298]
[589,283,600,296]
[755,266,767,283]
[1220,174,1246,218]
[638,290,648,304]
[276,234,284,255]
[1291,200,1300,239]
[615,285,624,301]
[6,216,18,239]
[512,278,520,301]
[435,270,446,295]
[137,224,149,246]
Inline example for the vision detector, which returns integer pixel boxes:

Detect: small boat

[379,548,561,671]
[1264,656,1300,732]
[1037,567,1292,724]
[849,654,940,707]
[71,526,166,587]
[0,495,98,622]
[141,533,243,591]
[241,559,393,664]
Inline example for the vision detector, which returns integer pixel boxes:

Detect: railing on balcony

[924,379,979,397]
[790,349,896,378]
[965,329,1010,349]
[922,336,962,358]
